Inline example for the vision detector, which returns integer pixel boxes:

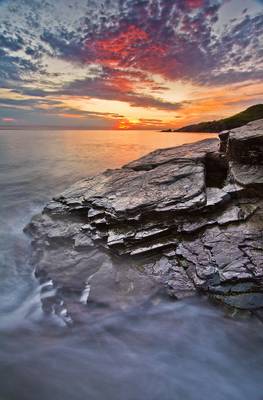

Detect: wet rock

[215,293,263,310]
[81,260,159,311]
[25,119,263,320]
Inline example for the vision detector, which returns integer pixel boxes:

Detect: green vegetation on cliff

[176,104,263,132]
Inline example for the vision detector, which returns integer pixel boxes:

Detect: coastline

[25,120,263,323]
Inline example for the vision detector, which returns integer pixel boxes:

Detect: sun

[117,118,140,129]
[118,120,130,129]
[129,118,140,124]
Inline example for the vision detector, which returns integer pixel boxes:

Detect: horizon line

[0,125,161,131]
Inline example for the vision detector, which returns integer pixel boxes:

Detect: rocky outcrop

[25,120,263,322]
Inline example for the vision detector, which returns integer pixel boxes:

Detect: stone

[229,162,263,188]
[224,120,263,164]
[124,138,219,170]
[218,130,230,153]
[205,187,230,208]
[82,260,159,311]
[61,161,207,217]
[25,119,263,321]
[215,293,263,310]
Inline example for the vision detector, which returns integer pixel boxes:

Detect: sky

[0,0,262,130]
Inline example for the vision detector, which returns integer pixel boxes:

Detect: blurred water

[0,129,263,400]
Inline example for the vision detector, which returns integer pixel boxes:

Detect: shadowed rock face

[25,120,263,323]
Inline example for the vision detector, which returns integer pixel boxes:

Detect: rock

[25,120,263,321]
[124,138,218,170]
[218,130,230,153]
[60,160,207,217]
[229,162,263,188]
[215,293,263,310]
[82,260,159,312]
[224,119,263,164]
[205,187,230,208]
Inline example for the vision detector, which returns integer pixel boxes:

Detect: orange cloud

[59,113,86,118]
[116,117,141,129]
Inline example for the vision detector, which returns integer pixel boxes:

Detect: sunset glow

[0,0,262,129]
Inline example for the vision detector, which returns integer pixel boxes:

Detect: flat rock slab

[25,120,263,322]
[124,138,218,170]
[57,159,206,218]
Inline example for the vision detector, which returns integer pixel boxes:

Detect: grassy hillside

[176,104,263,132]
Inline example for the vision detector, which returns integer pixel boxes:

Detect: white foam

[80,284,91,304]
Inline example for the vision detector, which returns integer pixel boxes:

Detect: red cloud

[83,25,170,102]
[108,73,135,92]
[93,25,148,63]
[186,0,204,8]
[87,25,167,69]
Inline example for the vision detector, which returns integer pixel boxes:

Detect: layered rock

[25,120,263,322]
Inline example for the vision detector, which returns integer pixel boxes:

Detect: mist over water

[1,129,263,400]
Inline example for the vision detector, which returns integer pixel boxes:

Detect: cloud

[57,68,184,111]
[0,32,24,51]
[0,0,262,127]
[34,0,262,86]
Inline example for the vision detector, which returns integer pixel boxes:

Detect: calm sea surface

[0,129,263,400]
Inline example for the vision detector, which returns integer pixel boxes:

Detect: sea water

[0,129,263,400]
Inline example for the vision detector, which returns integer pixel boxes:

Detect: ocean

[0,129,263,400]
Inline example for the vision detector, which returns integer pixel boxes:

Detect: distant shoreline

[162,104,263,133]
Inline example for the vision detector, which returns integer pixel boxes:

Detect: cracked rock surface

[25,120,263,322]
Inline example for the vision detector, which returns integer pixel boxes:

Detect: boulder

[25,119,263,322]
[221,119,263,164]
